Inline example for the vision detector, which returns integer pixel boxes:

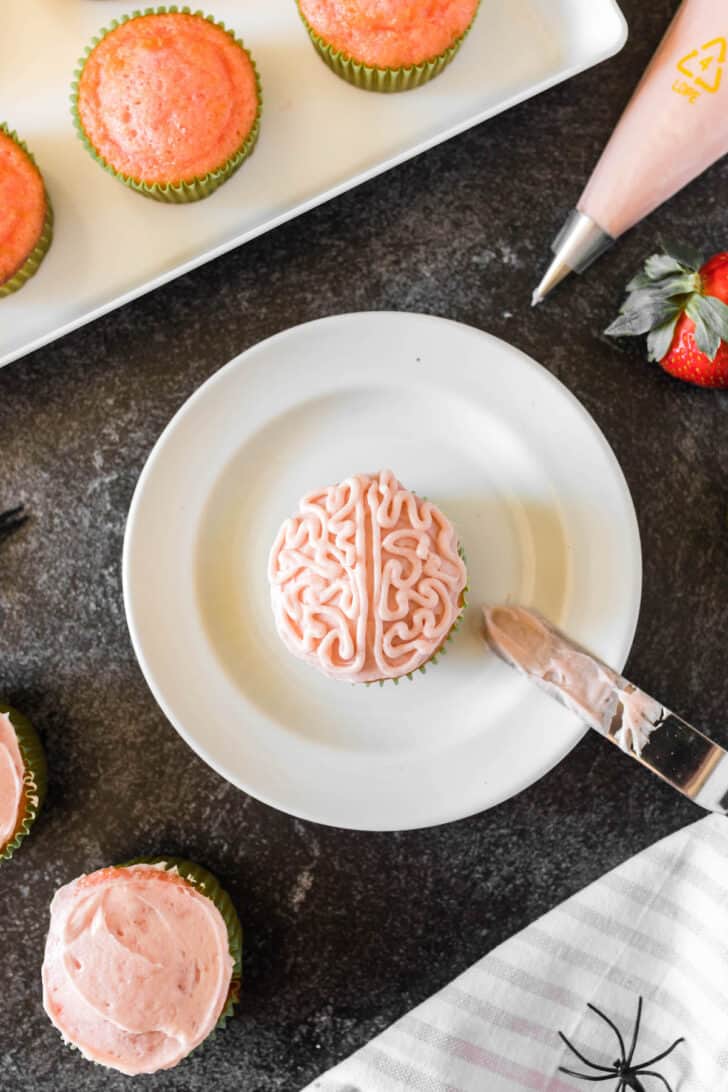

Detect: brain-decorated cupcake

[0,704,47,862]
[269,469,467,683]
[72,9,261,202]
[42,859,242,1075]
[0,124,53,297]
[297,0,480,92]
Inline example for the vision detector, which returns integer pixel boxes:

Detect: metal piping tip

[532,209,614,307]
[531,257,574,306]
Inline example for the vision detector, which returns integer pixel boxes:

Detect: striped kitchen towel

[304,815,728,1092]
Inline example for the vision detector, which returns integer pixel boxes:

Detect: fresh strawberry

[605,242,728,388]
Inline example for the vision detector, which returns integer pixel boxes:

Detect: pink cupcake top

[0,130,46,286]
[269,469,467,682]
[76,13,259,185]
[299,0,479,69]
[0,711,25,849]
[42,864,233,1075]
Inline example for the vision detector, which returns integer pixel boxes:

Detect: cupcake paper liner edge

[296,0,481,92]
[0,124,54,298]
[0,703,48,862]
[119,855,243,1028]
[70,7,263,203]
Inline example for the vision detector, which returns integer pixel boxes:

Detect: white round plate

[123,312,642,831]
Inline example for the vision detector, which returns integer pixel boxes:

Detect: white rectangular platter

[2,0,626,368]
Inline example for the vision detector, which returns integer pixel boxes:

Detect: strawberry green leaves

[644,253,686,279]
[659,238,704,270]
[685,294,728,359]
[605,245,717,361]
[605,297,680,338]
[646,315,680,363]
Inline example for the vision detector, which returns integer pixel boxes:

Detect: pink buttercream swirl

[0,711,25,848]
[269,470,467,682]
[42,865,233,1075]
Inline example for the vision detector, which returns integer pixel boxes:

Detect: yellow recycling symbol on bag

[673,36,726,103]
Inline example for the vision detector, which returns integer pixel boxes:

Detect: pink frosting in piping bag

[0,711,25,847]
[482,606,662,756]
[269,470,467,683]
[42,865,233,1075]
[579,0,728,238]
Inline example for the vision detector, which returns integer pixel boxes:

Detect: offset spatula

[483,605,728,814]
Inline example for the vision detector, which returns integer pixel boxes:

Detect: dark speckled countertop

[2,1,727,1088]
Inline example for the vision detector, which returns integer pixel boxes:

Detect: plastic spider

[0,505,27,544]
[558,996,685,1091]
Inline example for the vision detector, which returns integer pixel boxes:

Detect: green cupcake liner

[70,7,262,203]
[0,703,47,862]
[296,1,480,93]
[119,856,242,1029]
[0,124,53,298]
[371,541,469,687]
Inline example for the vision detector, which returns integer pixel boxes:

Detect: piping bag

[534,0,728,304]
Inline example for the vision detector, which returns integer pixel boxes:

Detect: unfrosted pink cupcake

[269,469,467,683]
[0,125,53,297]
[72,10,261,201]
[297,0,481,91]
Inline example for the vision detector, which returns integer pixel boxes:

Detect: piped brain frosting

[0,711,26,849]
[269,469,467,682]
[42,864,234,1075]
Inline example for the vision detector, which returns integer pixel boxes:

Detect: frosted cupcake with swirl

[269,469,467,683]
[42,858,242,1075]
[0,703,46,862]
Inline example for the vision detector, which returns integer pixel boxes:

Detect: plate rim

[122,311,642,830]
